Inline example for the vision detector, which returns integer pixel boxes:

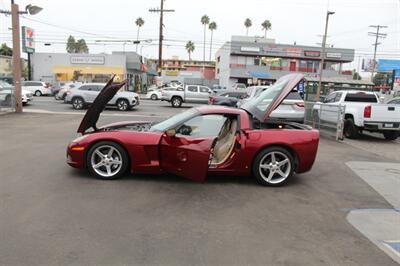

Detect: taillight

[364,105,371,118]
[209,97,216,104]
[295,102,305,108]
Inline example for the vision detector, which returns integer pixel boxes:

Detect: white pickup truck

[314,90,400,140]
[161,85,212,107]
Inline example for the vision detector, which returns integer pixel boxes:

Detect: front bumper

[66,143,86,169]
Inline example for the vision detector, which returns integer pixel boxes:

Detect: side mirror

[165,128,176,138]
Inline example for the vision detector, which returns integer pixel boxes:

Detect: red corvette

[67,74,319,186]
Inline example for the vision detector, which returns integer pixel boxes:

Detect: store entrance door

[290,61,297,72]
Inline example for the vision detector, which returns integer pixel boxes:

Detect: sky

[0,0,399,72]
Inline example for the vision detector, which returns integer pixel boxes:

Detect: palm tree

[201,15,210,62]
[185,41,195,61]
[208,22,217,61]
[261,20,272,38]
[135,17,145,53]
[244,18,252,36]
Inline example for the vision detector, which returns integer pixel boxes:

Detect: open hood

[241,73,304,122]
[77,76,127,134]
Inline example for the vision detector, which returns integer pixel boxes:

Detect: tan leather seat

[211,119,238,165]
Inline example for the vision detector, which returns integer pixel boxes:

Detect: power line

[368,25,388,81]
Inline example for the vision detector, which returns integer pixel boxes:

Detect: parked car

[0,76,13,84]
[313,90,400,140]
[233,83,247,90]
[65,82,139,111]
[146,88,162,100]
[386,97,400,105]
[0,81,33,106]
[238,86,305,123]
[21,81,52,96]
[211,84,226,93]
[208,90,247,107]
[55,82,82,100]
[161,84,212,107]
[67,73,319,186]
[50,81,67,96]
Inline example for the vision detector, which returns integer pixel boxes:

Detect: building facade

[32,52,157,92]
[216,36,355,89]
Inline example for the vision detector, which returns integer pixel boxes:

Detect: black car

[208,90,248,107]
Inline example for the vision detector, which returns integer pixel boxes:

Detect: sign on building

[326,52,342,59]
[21,26,35,53]
[240,46,260,53]
[70,56,105,65]
[378,59,400,72]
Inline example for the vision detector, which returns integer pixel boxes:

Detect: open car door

[159,132,213,182]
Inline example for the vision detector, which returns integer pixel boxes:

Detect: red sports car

[67,74,319,186]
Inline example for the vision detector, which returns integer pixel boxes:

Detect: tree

[135,17,145,53]
[201,15,210,62]
[185,41,195,61]
[72,70,82,81]
[352,69,361,80]
[208,22,217,61]
[75,39,89,53]
[66,36,89,53]
[244,18,252,36]
[66,36,76,53]
[261,20,272,38]
[0,43,13,56]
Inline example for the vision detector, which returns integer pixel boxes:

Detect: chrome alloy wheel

[117,100,129,111]
[90,145,123,178]
[259,151,291,184]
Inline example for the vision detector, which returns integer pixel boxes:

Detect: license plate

[384,123,394,128]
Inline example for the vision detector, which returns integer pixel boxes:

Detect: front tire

[344,118,359,139]
[150,94,158,100]
[383,131,399,141]
[72,97,85,110]
[253,147,295,186]
[87,141,129,180]
[171,96,182,108]
[35,90,42,97]
[116,99,129,111]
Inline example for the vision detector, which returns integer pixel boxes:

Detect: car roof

[333,90,376,95]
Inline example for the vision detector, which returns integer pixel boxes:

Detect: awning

[247,71,272,79]
[52,65,124,75]
[304,76,374,86]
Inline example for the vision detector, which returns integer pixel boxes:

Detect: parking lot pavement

[0,112,398,265]
[344,132,400,162]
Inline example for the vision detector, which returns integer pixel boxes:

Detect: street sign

[22,26,35,53]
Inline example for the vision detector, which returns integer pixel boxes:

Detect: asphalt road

[0,104,398,265]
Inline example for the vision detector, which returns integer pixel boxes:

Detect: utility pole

[149,0,174,76]
[11,0,22,113]
[316,10,334,101]
[368,25,387,82]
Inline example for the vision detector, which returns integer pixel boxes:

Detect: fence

[304,101,346,141]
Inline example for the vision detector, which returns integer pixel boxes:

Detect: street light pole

[316,11,334,101]
[11,2,22,112]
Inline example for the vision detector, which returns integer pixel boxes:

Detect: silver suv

[65,83,139,111]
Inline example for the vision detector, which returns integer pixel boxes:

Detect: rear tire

[72,97,85,110]
[383,131,399,141]
[252,147,295,187]
[35,90,42,97]
[344,118,359,139]
[86,141,129,180]
[150,94,158,100]
[116,99,129,111]
[171,96,182,108]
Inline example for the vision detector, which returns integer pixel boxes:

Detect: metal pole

[11,2,22,113]
[371,26,380,82]
[27,52,32,80]
[158,0,164,76]
[316,11,333,101]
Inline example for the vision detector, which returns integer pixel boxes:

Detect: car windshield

[150,108,198,132]
[0,80,12,88]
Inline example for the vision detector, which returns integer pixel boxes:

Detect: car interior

[210,116,238,166]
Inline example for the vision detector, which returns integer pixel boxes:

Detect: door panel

[159,135,213,181]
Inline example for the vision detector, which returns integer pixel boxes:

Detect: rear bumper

[364,122,400,131]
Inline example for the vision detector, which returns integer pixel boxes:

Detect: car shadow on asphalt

[67,168,303,187]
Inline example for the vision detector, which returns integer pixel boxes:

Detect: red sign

[286,47,302,57]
